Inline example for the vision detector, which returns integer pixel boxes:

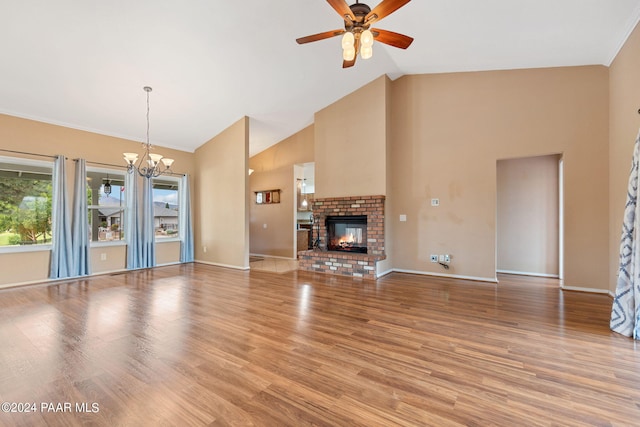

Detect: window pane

[87,170,125,242]
[0,160,52,246]
[153,178,179,239]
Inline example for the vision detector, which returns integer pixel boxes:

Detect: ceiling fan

[296,0,414,68]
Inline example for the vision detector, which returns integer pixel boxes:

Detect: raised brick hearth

[298,195,385,279]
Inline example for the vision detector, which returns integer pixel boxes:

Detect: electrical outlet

[439,255,445,262]
[203,246,207,253]
[100,253,107,261]
[431,198,440,207]
[444,254,450,263]
[430,255,438,263]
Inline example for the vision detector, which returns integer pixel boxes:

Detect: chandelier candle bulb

[149,153,163,164]
[361,46,373,59]
[123,153,138,164]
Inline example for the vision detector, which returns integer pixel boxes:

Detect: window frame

[152,176,181,243]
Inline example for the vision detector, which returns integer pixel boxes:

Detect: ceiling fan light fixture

[361,45,373,59]
[343,46,356,61]
[341,31,354,49]
[361,29,374,47]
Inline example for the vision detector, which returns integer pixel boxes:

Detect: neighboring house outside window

[87,168,125,243]
[153,177,179,239]
[0,157,53,248]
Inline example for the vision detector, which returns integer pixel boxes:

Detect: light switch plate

[399,214,407,222]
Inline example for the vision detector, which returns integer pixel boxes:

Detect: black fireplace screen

[326,215,367,253]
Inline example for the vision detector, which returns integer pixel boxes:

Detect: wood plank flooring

[0,264,639,426]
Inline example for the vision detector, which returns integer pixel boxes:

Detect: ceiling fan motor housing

[346,2,372,32]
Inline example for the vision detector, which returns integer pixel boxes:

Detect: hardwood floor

[249,257,299,274]
[0,264,639,426]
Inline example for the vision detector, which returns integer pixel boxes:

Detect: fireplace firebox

[326,215,367,253]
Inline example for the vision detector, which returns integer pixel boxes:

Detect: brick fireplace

[298,195,385,279]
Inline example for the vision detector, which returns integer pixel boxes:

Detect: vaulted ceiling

[1,1,639,156]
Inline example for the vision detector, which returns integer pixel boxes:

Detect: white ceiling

[1,1,639,157]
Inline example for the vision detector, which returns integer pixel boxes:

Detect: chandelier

[123,86,174,178]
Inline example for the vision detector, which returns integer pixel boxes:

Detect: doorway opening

[496,154,563,282]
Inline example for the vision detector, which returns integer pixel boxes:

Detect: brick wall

[313,195,385,255]
[298,195,385,279]
[298,251,384,279]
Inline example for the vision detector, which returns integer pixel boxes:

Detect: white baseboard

[157,261,182,267]
[195,260,250,271]
[0,262,196,290]
[497,269,559,278]
[0,268,134,290]
[0,277,58,290]
[561,285,610,294]
[376,269,394,278]
[391,268,498,283]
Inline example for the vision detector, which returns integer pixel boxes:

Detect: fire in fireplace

[326,215,367,253]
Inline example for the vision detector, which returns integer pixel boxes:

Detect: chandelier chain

[145,86,152,150]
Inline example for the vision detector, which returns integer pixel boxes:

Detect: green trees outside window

[0,161,53,246]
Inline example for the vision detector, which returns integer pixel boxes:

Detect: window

[153,177,179,239]
[0,157,53,247]
[87,169,125,242]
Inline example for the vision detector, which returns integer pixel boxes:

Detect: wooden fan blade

[342,57,356,68]
[327,0,355,22]
[372,28,414,49]
[365,0,411,25]
[296,29,344,44]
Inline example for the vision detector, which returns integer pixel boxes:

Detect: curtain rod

[76,159,127,170]
[74,158,185,176]
[0,148,57,159]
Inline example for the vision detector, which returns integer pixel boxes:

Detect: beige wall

[314,75,393,274]
[249,125,314,172]
[0,114,194,286]
[0,114,194,170]
[248,125,314,258]
[380,77,393,274]
[314,75,389,199]
[156,241,181,265]
[609,22,640,293]
[194,117,249,269]
[390,67,609,288]
[249,166,295,258]
[497,155,560,276]
[0,250,50,288]
[90,245,126,274]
